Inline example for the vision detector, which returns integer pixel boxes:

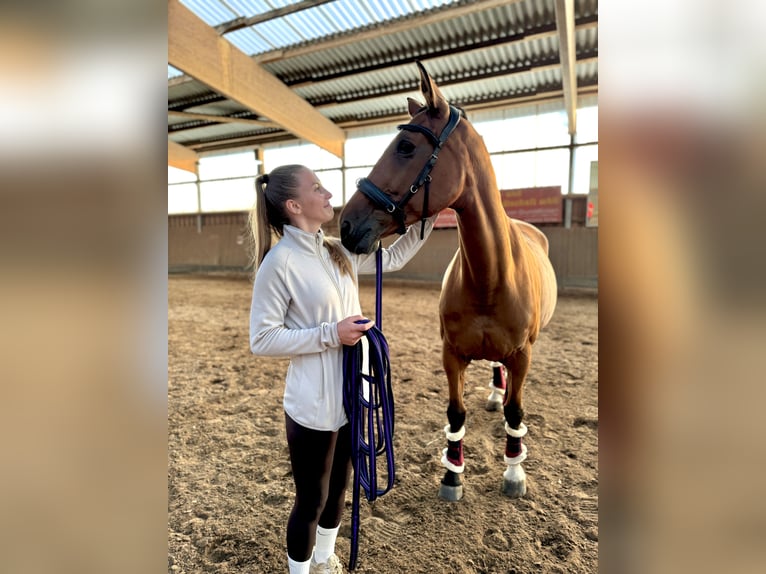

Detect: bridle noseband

[357,105,462,239]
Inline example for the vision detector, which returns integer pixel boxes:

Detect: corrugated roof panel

[317,66,567,121]
[169,0,597,151]
[322,0,372,30]
[323,92,419,122]
[295,66,415,103]
[272,34,567,104]
[576,61,598,82]
[262,2,560,82]
[226,0,284,18]
[392,0,420,18]
[531,68,561,87]
[171,121,266,145]
[575,0,598,19]
[251,17,308,47]
[179,0,236,26]
[186,100,251,116]
[576,27,598,54]
[168,116,190,128]
[283,8,337,39]
[169,78,221,103]
[222,0,271,17]
[366,0,398,21]
[225,26,278,54]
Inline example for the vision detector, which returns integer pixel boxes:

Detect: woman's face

[291,168,334,229]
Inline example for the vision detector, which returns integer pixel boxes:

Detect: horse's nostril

[340,220,352,239]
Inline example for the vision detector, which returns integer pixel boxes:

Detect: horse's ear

[407,97,423,117]
[416,61,448,117]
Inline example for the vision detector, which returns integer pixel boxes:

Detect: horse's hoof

[502,462,527,497]
[486,386,504,411]
[485,398,503,411]
[501,477,527,498]
[438,482,463,501]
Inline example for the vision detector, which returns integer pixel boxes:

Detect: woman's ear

[285,199,301,215]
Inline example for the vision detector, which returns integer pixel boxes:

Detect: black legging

[284,413,352,562]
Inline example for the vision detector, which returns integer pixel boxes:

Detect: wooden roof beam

[555,0,578,135]
[168,139,199,174]
[168,0,345,157]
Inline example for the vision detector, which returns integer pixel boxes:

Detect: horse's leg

[485,361,506,411]
[438,346,470,502]
[501,343,532,497]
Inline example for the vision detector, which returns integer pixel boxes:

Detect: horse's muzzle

[340,220,379,254]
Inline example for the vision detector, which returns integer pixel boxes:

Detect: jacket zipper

[316,233,344,403]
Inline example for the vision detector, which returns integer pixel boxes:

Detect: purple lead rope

[342,242,396,571]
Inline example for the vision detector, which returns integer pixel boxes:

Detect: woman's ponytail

[324,237,354,280]
[248,173,273,273]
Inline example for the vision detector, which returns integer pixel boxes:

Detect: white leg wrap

[441,448,465,473]
[489,361,503,368]
[503,443,528,466]
[444,424,465,442]
[504,422,528,438]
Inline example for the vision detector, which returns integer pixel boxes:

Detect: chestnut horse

[340,62,557,500]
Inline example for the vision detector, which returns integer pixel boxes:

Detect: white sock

[288,555,311,574]
[313,524,340,564]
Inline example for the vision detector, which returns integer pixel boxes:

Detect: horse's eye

[396,140,415,156]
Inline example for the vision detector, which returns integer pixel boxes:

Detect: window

[200,179,256,213]
[492,148,570,192]
[198,151,259,180]
[345,133,396,167]
[263,143,341,171]
[572,144,599,194]
[168,103,598,213]
[168,183,198,214]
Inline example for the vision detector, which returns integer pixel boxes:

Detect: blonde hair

[249,164,352,278]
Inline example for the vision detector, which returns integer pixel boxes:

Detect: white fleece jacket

[249,218,435,431]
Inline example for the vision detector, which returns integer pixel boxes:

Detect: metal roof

[169,0,598,155]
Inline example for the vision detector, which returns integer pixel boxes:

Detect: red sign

[501,186,562,223]
[433,186,562,228]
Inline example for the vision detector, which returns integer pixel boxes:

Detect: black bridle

[356,105,462,239]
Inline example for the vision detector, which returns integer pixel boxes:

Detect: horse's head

[340,62,467,254]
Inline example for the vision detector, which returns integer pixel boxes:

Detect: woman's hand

[337,315,375,346]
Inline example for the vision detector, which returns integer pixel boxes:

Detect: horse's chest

[440,308,530,359]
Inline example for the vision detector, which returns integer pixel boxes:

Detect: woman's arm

[356,214,439,274]
[249,256,375,356]
[249,258,340,356]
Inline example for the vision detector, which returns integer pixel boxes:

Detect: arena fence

[168,197,596,290]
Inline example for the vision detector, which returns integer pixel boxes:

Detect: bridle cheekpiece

[357,105,461,239]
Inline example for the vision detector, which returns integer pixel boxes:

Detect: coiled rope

[342,244,396,571]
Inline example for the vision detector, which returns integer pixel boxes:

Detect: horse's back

[509,218,557,329]
[511,218,549,254]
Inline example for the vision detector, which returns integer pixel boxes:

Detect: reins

[342,244,395,571]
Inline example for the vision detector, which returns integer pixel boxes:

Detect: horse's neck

[453,181,515,288]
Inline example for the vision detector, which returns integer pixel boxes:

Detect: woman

[248,164,436,574]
